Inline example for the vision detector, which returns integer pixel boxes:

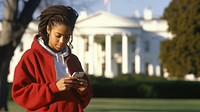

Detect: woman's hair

[37,5,79,48]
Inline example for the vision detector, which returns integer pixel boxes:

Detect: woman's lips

[56,45,63,49]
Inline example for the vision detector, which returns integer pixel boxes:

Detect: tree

[160,0,200,78]
[0,0,41,111]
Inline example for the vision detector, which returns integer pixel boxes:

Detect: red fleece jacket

[12,35,93,112]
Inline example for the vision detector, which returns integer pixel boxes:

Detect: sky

[0,0,172,19]
[87,0,172,18]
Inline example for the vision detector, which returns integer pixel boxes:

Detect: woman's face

[47,23,71,52]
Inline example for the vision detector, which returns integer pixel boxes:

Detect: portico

[73,11,143,78]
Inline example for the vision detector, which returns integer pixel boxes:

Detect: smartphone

[72,72,84,78]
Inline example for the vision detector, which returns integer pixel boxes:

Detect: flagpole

[104,0,111,13]
[107,0,111,13]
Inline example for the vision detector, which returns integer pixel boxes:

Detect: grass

[85,98,200,112]
[8,101,26,112]
[7,98,200,112]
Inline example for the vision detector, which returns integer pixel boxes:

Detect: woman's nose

[59,37,64,43]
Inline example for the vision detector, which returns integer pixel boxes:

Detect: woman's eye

[55,35,61,38]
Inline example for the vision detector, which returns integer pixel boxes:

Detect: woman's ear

[46,26,50,35]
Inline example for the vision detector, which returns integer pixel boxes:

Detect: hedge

[7,74,200,100]
[89,74,200,98]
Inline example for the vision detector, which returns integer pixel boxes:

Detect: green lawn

[8,98,200,112]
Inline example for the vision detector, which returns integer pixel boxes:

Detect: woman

[12,5,92,112]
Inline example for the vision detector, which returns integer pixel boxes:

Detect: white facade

[73,11,172,78]
[7,11,172,82]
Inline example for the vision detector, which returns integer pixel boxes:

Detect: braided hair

[37,5,79,48]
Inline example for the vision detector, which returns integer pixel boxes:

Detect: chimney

[79,10,87,19]
[134,10,140,18]
[144,7,152,20]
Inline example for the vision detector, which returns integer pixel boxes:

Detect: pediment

[76,11,140,28]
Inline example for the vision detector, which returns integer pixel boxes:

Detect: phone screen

[72,72,84,78]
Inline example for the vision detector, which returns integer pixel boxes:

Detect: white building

[7,9,172,82]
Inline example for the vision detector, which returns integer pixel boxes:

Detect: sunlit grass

[85,98,200,112]
[8,98,200,112]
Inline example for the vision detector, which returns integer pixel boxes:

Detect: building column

[88,35,95,75]
[155,65,161,76]
[74,35,85,68]
[122,33,130,74]
[135,37,142,74]
[148,64,154,76]
[105,34,113,78]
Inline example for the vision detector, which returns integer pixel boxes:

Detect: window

[145,62,149,74]
[117,63,122,75]
[102,63,105,76]
[132,41,136,52]
[117,41,122,53]
[101,41,105,51]
[144,40,150,52]
[132,63,135,74]
[85,39,89,51]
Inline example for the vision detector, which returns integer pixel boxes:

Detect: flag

[104,0,109,5]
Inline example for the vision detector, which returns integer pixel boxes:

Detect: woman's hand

[56,77,76,91]
[56,77,88,92]
[75,78,88,92]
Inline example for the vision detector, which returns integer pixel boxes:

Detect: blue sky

[90,0,172,18]
[0,0,172,19]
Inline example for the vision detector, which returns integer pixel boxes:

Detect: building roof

[76,11,140,28]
